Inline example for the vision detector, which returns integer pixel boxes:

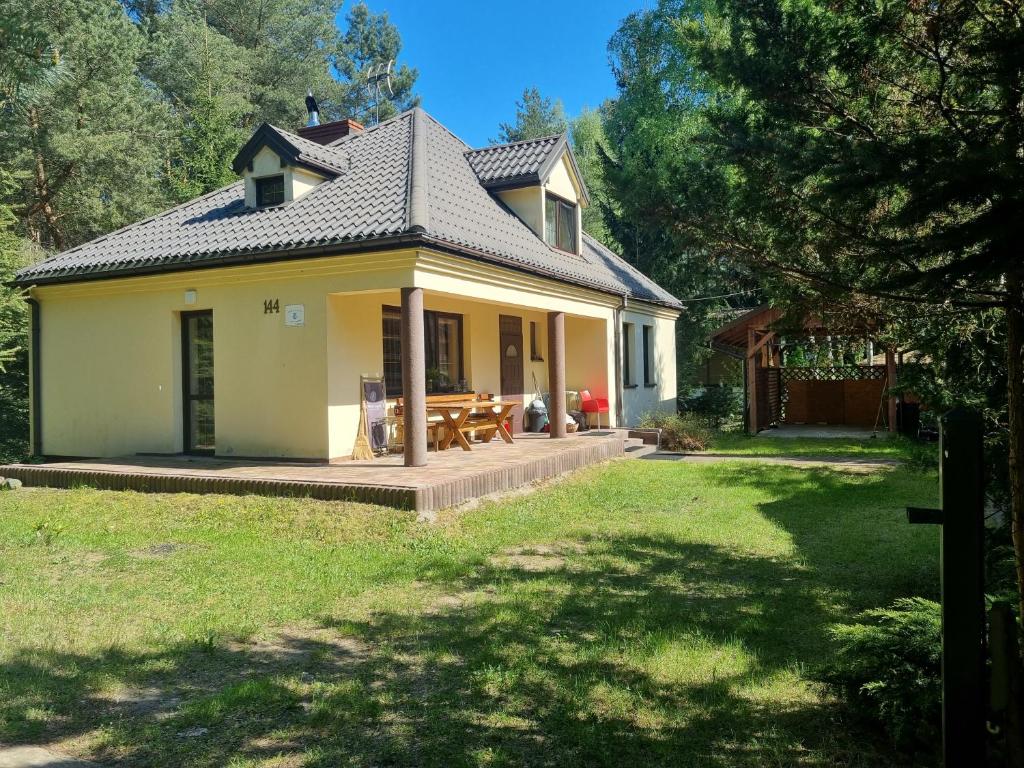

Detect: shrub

[679,385,742,428]
[818,597,941,754]
[637,411,712,452]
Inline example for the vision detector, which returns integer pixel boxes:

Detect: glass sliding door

[182,310,215,454]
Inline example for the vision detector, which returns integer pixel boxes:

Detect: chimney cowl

[297,118,365,146]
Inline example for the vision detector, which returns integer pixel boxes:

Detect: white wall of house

[620,305,679,425]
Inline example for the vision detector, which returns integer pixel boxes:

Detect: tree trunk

[1007,272,1024,624]
[28,107,64,252]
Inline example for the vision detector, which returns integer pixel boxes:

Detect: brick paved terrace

[0,432,626,512]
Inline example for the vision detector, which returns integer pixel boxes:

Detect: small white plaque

[284,304,304,326]
[184,289,197,305]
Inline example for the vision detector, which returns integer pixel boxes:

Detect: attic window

[255,175,285,207]
[544,193,577,253]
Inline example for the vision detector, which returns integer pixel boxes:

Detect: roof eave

[15,233,681,309]
[478,174,543,192]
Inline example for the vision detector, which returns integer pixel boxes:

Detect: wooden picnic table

[427,398,517,451]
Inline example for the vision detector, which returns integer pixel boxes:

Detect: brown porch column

[885,348,898,433]
[547,311,567,438]
[401,287,427,466]
[746,327,759,434]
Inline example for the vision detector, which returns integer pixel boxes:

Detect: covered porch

[326,268,619,465]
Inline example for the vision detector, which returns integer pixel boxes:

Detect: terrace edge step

[0,434,626,513]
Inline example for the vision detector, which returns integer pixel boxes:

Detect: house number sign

[263,299,279,314]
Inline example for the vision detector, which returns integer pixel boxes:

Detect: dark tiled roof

[464,135,562,186]
[230,123,350,177]
[16,109,679,308]
[271,126,350,175]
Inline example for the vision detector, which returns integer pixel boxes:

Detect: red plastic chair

[579,389,610,429]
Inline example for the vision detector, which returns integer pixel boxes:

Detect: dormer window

[255,175,285,207]
[545,193,577,253]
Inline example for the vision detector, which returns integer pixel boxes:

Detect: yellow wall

[564,315,612,419]
[495,186,544,238]
[31,247,676,460]
[34,251,415,459]
[544,156,578,201]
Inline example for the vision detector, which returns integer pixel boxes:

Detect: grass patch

[0,459,938,766]
[706,431,931,462]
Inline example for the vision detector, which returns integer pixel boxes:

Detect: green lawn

[706,431,929,462]
[0,457,939,767]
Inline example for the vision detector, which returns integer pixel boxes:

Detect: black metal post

[939,408,986,766]
[937,409,987,765]
[907,407,987,767]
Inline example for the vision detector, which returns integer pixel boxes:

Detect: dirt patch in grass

[129,542,191,559]
[226,626,371,669]
[488,542,586,572]
[97,686,182,717]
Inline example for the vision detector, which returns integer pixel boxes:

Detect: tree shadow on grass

[0,466,938,767]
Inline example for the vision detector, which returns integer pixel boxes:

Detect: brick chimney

[297,118,365,145]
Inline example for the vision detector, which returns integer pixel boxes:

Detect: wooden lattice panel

[780,366,888,426]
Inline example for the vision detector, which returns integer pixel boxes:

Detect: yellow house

[15,107,681,465]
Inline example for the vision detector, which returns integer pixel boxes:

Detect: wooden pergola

[710,305,898,434]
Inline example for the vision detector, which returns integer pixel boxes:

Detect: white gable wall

[243,146,326,207]
[620,305,679,424]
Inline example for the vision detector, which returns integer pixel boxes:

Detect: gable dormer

[465,135,590,255]
[231,123,348,209]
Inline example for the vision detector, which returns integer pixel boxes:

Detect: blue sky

[353,1,649,147]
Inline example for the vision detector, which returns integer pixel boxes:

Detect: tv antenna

[365,59,394,125]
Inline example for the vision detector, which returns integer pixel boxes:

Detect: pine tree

[144,3,250,199]
[0,169,31,461]
[494,88,568,144]
[330,1,418,124]
[1,0,174,252]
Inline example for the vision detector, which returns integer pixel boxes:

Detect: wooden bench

[394,393,494,451]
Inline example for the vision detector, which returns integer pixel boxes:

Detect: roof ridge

[468,133,564,153]
[416,108,472,151]
[406,107,429,233]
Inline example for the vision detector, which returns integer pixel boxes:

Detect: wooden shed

[709,306,898,434]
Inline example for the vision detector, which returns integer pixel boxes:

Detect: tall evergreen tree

[494,87,568,144]
[0,170,32,462]
[330,1,418,124]
[144,2,250,199]
[200,0,344,127]
[605,9,757,386]
[130,0,419,198]
[1,0,173,252]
